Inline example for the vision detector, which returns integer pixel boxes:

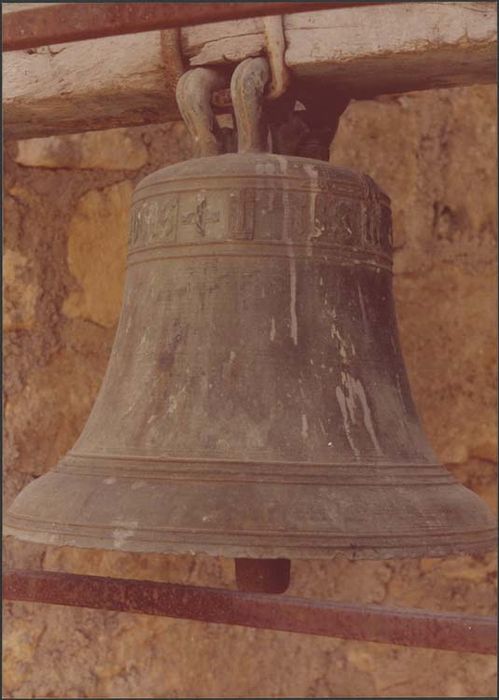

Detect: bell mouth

[4,464,496,561]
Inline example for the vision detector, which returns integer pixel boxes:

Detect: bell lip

[3,521,497,561]
[5,464,496,562]
[5,475,497,561]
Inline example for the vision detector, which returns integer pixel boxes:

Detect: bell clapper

[235,558,291,594]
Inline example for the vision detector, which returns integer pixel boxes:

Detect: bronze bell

[5,60,495,573]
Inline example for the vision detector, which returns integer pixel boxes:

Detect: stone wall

[3,84,497,698]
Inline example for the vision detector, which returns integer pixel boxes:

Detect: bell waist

[126,239,392,270]
[59,452,455,487]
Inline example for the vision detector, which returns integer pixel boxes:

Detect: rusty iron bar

[2,2,389,52]
[4,569,497,655]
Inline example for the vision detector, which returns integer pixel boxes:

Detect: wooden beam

[4,2,496,141]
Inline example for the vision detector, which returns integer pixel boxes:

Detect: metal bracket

[263,16,290,100]
[4,569,497,656]
[210,16,289,111]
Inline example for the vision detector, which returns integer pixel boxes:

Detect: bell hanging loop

[175,67,228,158]
[231,57,272,154]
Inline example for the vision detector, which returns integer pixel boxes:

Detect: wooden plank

[4,31,183,140]
[4,2,496,140]
[184,2,497,94]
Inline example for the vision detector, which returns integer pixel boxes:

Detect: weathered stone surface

[3,249,38,332]
[3,86,497,698]
[395,268,497,464]
[63,181,132,328]
[332,86,497,276]
[15,128,148,171]
[451,459,498,514]
[4,346,106,479]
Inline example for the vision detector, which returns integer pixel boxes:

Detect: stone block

[15,128,148,171]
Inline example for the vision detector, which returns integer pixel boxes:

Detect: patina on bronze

[4,60,496,565]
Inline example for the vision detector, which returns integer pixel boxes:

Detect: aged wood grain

[4,2,496,139]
